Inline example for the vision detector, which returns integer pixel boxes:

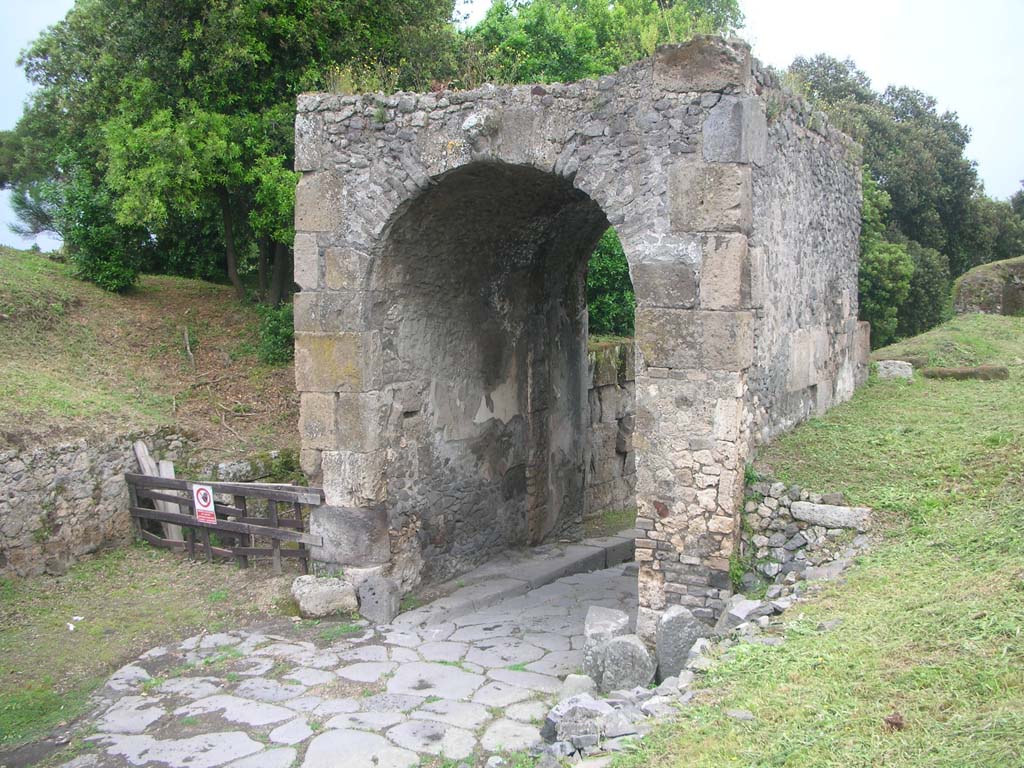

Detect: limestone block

[325,247,367,291]
[653,38,752,94]
[293,233,320,290]
[655,605,710,681]
[294,112,323,172]
[294,332,371,393]
[321,450,387,507]
[582,606,629,683]
[335,392,387,453]
[700,234,751,310]
[790,501,870,532]
[636,308,753,371]
[309,504,390,567]
[599,635,656,692]
[295,171,344,233]
[702,96,768,165]
[669,159,752,234]
[291,575,357,618]
[876,360,913,380]
[299,392,338,451]
[631,262,698,308]
[357,574,401,624]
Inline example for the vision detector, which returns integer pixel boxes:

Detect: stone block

[655,605,711,681]
[876,360,913,380]
[636,308,753,371]
[293,233,320,290]
[309,504,390,567]
[541,694,614,743]
[653,38,752,94]
[299,392,338,451]
[702,96,768,165]
[700,234,750,310]
[558,674,597,701]
[291,574,357,618]
[790,501,870,532]
[582,606,629,683]
[295,171,344,233]
[321,450,387,507]
[669,158,752,234]
[335,392,386,453]
[631,262,698,308]
[294,112,322,172]
[325,248,367,291]
[599,635,656,692]
[294,332,369,393]
[357,574,401,624]
[713,596,772,633]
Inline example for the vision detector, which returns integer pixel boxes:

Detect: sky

[1,0,1021,248]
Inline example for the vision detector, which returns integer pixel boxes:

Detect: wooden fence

[125,473,324,573]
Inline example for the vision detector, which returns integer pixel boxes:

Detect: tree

[895,238,951,340]
[858,171,913,348]
[9,0,460,300]
[586,228,635,337]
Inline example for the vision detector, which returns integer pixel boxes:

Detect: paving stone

[225,748,297,768]
[106,664,151,692]
[302,729,419,768]
[505,699,549,722]
[337,661,398,683]
[383,631,421,648]
[360,693,425,713]
[175,695,295,726]
[472,681,534,707]
[200,633,242,649]
[390,647,420,663]
[419,641,468,662]
[95,731,263,768]
[285,667,336,686]
[386,661,485,700]
[314,698,360,716]
[488,668,562,694]
[158,677,222,699]
[269,717,314,745]
[235,658,275,677]
[340,645,389,662]
[256,641,316,658]
[234,677,307,702]
[524,633,572,652]
[449,623,518,642]
[481,719,542,752]
[418,623,456,642]
[96,696,166,734]
[466,638,546,668]
[386,719,476,759]
[526,649,583,677]
[287,695,323,712]
[325,711,405,731]
[412,699,491,729]
[291,650,341,669]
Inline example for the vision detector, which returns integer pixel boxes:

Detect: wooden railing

[125,473,324,574]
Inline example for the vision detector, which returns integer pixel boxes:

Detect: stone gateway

[292,36,869,638]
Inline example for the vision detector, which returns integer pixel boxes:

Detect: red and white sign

[192,484,217,525]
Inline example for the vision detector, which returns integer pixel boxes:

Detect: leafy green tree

[586,228,635,337]
[858,171,913,348]
[894,237,951,339]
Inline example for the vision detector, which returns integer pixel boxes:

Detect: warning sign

[192,484,217,525]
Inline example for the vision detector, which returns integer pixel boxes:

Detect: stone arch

[292,36,868,637]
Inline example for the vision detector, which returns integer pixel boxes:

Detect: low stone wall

[0,430,188,577]
[583,342,636,521]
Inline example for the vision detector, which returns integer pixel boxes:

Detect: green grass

[319,622,364,643]
[0,546,279,746]
[872,313,1024,368]
[616,317,1024,767]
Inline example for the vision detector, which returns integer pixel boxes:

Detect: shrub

[255,303,294,365]
[897,239,952,338]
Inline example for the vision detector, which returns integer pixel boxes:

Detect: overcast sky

[2,0,1021,248]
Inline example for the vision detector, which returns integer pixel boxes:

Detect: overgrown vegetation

[615,313,1024,767]
[587,229,635,337]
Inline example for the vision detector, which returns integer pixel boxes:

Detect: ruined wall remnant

[292,36,867,636]
[953,256,1024,316]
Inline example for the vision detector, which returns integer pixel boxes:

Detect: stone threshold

[392,531,638,629]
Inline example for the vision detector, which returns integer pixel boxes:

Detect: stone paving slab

[62,561,638,768]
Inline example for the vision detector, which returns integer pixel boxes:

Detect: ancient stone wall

[746,75,870,445]
[293,36,865,636]
[0,431,186,577]
[584,343,636,521]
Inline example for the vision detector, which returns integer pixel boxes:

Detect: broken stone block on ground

[291,575,357,619]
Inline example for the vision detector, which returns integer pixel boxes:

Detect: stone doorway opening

[370,161,635,587]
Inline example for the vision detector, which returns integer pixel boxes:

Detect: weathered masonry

[292,36,869,639]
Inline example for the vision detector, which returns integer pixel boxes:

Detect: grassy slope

[618,314,1024,767]
[0,247,297,461]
